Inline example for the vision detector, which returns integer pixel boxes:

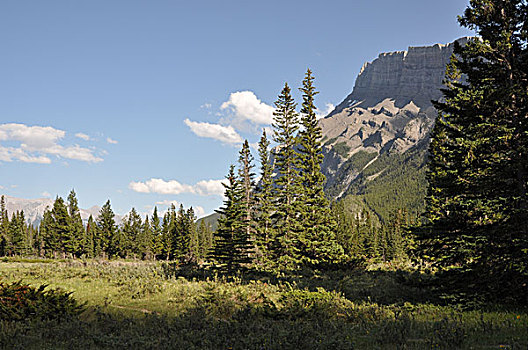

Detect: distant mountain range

[2,195,107,227]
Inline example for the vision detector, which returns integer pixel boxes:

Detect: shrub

[0,280,84,321]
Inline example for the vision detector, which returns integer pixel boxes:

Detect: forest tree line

[0,70,410,266]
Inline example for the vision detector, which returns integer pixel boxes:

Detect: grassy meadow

[1,259,527,349]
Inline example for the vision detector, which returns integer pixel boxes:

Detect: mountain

[319,38,470,223]
[2,195,105,227]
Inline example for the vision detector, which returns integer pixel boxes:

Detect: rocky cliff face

[320,38,469,220]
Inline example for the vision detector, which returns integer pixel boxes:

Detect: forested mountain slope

[320,38,470,223]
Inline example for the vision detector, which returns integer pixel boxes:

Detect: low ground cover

[1,259,526,349]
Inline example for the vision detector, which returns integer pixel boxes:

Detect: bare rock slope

[320,38,469,220]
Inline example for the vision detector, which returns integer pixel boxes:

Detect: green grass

[1,260,527,349]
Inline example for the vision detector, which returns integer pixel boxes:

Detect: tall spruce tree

[67,190,85,257]
[210,165,252,271]
[238,140,256,244]
[254,130,274,260]
[0,196,9,256]
[296,69,343,265]
[85,215,96,257]
[151,207,163,258]
[417,0,528,303]
[271,83,302,266]
[97,200,118,258]
[50,197,72,258]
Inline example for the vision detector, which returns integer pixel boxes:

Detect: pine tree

[197,219,213,260]
[271,83,303,266]
[9,211,27,255]
[416,0,528,302]
[210,165,252,272]
[296,69,343,266]
[150,207,163,258]
[254,130,274,260]
[85,215,96,258]
[97,200,118,259]
[50,197,72,258]
[121,208,142,258]
[67,190,85,257]
[238,140,256,246]
[138,215,154,260]
[0,196,9,256]
[161,208,173,260]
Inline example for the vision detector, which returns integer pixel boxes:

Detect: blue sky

[0,0,473,218]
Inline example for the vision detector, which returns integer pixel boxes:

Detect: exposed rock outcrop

[319,38,470,216]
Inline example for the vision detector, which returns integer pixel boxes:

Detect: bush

[0,280,84,321]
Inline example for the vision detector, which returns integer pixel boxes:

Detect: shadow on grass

[160,261,441,306]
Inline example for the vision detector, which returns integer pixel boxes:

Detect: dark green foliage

[0,196,8,256]
[333,141,351,158]
[238,140,256,249]
[0,280,83,321]
[210,165,252,271]
[254,130,274,261]
[67,190,85,257]
[271,83,303,266]
[97,200,118,258]
[296,69,344,266]
[120,207,143,258]
[416,0,528,304]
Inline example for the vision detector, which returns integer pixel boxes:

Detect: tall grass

[1,260,526,349]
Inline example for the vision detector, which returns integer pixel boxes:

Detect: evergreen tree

[150,207,163,258]
[254,130,274,260]
[96,200,118,258]
[67,190,85,257]
[296,69,343,265]
[416,0,528,302]
[197,219,213,260]
[185,207,197,261]
[161,208,173,260]
[9,211,27,255]
[0,196,9,256]
[121,208,142,258]
[210,165,252,271]
[238,140,256,245]
[271,83,302,266]
[50,197,72,258]
[138,215,154,260]
[85,215,96,258]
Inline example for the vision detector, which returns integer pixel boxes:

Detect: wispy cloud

[184,119,243,145]
[75,132,90,141]
[41,191,51,197]
[0,123,103,163]
[106,137,118,144]
[129,178,225,196]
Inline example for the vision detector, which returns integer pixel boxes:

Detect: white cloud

[200,103,212,109]
[221,91,274,125]
[0,123,103,163]
[194,179,225,196]
[184,119,243,145]
[75,133,90,141]
[129,178,226,196]
[106,137,118,144]
[316,103,335,119]
[155,199,180,206]
[193,206,205,218]
[41,191,51,197]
